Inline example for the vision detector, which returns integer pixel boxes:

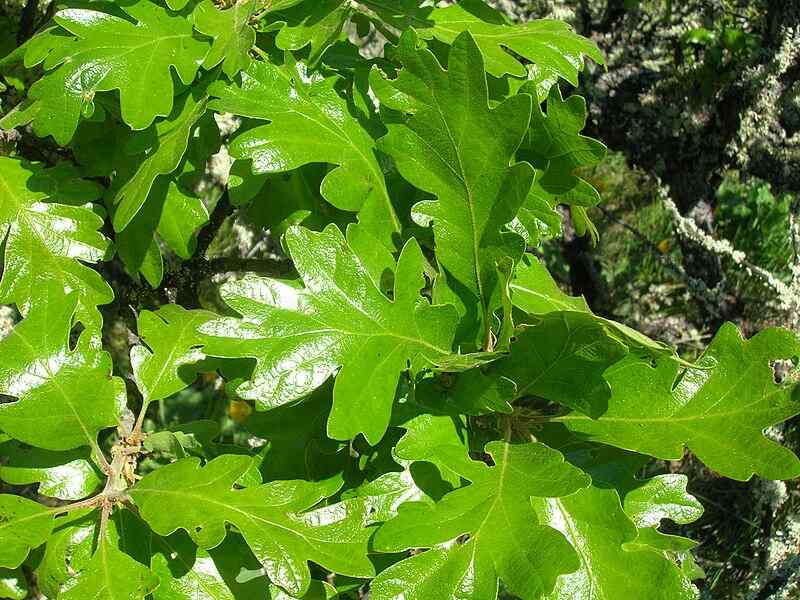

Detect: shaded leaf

[0,568,27,600]
[131,455,374,597]
[0,440,101,500]
[60,532,159,600]
[210,60,400,249]
[112,86,211,231]
[488,312,629,417]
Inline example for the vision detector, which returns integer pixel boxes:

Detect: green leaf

[194,0,257,78]
[511,254,672,356]
[487,312,629,417]
[60,532,159,600]
[0,495,54,569]
[420,0,604,79]
[510,253,589,314]
[150,531,269,600]
[156,181,210,259]
[372,441,591,599]
[0,157,112,331]
[533,485,699,599]
[558,324,800,480]
[35,510,97,598]
[116,176,210,285]
[4,0,209,143]
[274,0,352,64]
[376,30,534,347]
[210,60,400,249]
[0,568,27,600]
[518,85,606,199]
[537,428,702,553]
[509,183,562,247]
[244,388,343,482]
[132,305,217,407]
[623,474,704,530]
[112,86,211,231]
[414,368,515,415]
[200,225,457,444]
[130,455,375,597]
[0,440,101,500]
[343,468,431,525]
[0,283,124,452]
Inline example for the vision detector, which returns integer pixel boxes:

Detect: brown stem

[50,495,103,515]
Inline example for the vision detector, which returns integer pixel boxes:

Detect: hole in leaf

[69,322,85,351]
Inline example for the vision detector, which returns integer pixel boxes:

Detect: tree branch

[17,0,39,44]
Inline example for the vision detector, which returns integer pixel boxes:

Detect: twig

[17,0,39,44]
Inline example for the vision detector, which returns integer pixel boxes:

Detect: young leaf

[558,324,800,480]
[209,60,401,249]
[376,30,534,347]
[0,495,54,569]
[131,304,216,409]
[130,455,375,597]
[194,0,257,77]
[5,0,209,143]
[372,441,591,599]
[200,225,458,444]
[112,86,211,231]
[0,284,124,452]
[0,157,112,332]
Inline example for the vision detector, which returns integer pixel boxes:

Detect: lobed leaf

[0,0,209,144]
[373,439,591,599]
[200,224,458,443]
[131,304,217,408]
[0,157,112,333]
[131,455,375,596]
[0,283,124,452]
[210,59,401,249]
[375,30,534,348]
[558,323,800,480]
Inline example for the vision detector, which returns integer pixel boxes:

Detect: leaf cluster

[0,1,798,599]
